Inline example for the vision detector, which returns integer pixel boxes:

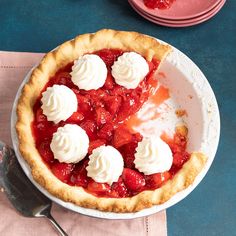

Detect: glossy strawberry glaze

[32,49,190,198]
[144,0,175,9]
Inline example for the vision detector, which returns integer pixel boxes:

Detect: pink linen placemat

[0,51,167,236]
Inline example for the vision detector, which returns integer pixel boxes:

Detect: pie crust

[16,29,207,212]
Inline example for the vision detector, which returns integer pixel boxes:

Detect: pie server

[0,141,68,236]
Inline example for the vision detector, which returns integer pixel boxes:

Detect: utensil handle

[46,214,69,236]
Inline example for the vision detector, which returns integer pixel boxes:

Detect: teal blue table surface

[0,1,235,235]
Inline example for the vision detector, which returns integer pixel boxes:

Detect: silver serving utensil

[0,141,68,236]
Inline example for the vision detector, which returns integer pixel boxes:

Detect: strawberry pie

[16,29,207,212]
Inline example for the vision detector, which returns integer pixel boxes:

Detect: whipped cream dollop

[70,54,107,90]
[50,124,89,163]
[41,85,77,124]
[111,52,149,89]
[86,146,124,185]
[134,136,173,175]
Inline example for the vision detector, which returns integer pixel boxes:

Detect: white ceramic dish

[11,38,220,219]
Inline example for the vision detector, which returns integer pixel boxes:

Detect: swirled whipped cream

[50,124,89,163]
[86,146,124,185]
[41,85,77,124]
[134,136,173,175]
[70,54,107,90]
[111,52,149,89]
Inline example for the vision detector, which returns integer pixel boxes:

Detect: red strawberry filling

[122,168,145,192]
[144,0,175,9]
[32,48,190,198]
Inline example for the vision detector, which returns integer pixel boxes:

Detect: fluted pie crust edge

[16,29,207,212]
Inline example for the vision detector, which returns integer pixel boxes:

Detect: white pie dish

[11,37,220,219]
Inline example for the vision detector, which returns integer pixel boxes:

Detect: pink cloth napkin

[0,51,167,236]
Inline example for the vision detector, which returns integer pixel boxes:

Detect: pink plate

[129,0,226,27]
[131,0,222,20]
[130,0,226,24]
[131,0,224,22]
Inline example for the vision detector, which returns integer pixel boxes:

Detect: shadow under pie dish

[14,29,215,213]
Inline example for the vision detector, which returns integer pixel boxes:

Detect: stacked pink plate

[128,0,226,27]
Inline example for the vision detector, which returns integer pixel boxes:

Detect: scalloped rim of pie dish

[16,29,207,212]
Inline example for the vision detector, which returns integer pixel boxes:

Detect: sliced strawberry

[117,103,133,122]
[110,86,125,96]
[70,159,89,187]
[156,0,171,9]
[51,162,74,183]
[71,171,88,187]
[173,152,190,168]
[87,89,107,108]
[145,172,171,189]
[87,180,111,196]
[144,0,172,9]
[96,49,123,67]
[111,178,128,197]
[104,95,122,115]
[122,168,145,192]
[75,93,93,118]
[37,139,54,164]
[88,139,106,154]
[97,123,114,140]
[80,120,97,139]
[88,89,107,100]
[95,107,112,126]
[80,103,93,116]
[113,127,133,148]
[119,142,137,168]
[73,90,90,109]
[34,120,57,140]
[55,72,73,87]
[76,93,90,104]
[119,95,144,120]
[36,108,47,122]
[66,111,84,123]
